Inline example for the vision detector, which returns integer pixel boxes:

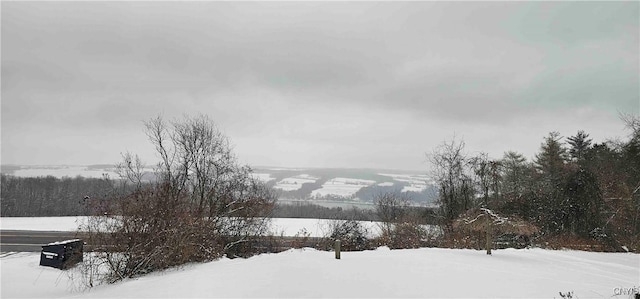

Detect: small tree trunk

[335,240,341,259]
[486,213,492,255]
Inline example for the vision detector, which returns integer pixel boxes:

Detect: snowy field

[379,173,431,193]
[8,165,120,179]
[1,247,638,298]
[0,217,381,238]
[310,177,376,197]
[251,173,275,183]
[273,174,319,191]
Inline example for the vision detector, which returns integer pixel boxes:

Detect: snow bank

[1,248,638,298]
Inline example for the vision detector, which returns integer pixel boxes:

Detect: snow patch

[273,174,319,191]
[379,173,431,193]
[11,166,119,179]
[310,177,376,198]
[251,173,274,183]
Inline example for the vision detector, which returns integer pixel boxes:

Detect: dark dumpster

[39,239,83,270]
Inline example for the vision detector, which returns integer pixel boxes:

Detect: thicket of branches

[81,115,276,286]
[321,219,373,251]
[313,192,438,251]
[428,114,640,251]
[375,193,437,249]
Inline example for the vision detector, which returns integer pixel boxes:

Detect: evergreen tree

[533,132,570,233]
[560,168,603,236]
[500,151,528,199]
[535,131,569,181]
[498,151,535,219]
[567,130,593,165]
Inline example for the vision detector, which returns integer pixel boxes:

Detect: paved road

[0,230,81,252]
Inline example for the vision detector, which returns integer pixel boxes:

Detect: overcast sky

[2,2,638,171]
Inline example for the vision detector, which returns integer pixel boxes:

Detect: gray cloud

[2,1,638,170]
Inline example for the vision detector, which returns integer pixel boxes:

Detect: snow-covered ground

[250,172,275,183]
[1,247,638,298]
[9,166,120,179]
[310,177,376,198]
[1,217,638,298]
[270,218,381,238]
[379,173,431,193]
[273,174,319,191]
[0,217,382,238]
[0,217,83,232]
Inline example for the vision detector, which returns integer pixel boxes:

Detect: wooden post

[335,240,341,259]
[486,212,492,255]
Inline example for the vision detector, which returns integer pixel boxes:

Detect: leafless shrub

[291,228,311,249]
[77,115,276,287]
[375,192,430,249]
[323,219,373,251]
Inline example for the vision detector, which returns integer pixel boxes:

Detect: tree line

[0,172,439,224]
[1,174,116,217]
[429,114,640,251]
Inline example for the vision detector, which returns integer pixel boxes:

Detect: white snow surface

[1,248,638,298]
[273,174,319,191]
[269,218,382,238]
[0,217,444,239]
[10,166,119,179]
[0,217,383,238]
[310,177,376,198]
[1,217,638,298]
[0,217,83,232]
[379,173,431,193]
[250,172,275,183]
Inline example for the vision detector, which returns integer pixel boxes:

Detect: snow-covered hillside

[379,173,431,193]
[5,165,120,179]
[310,177,376,198]
[1,165,438,204]
[251,172,275,183]
[273,174,319,191]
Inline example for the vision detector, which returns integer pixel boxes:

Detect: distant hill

[251,167,437,205]
[1,164,438,205]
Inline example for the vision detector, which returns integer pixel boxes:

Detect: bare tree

[115,152,146,189]
[470,153,492,208]
[620,113,640,237]
[80,114,276,286]
[428,137,474,231]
